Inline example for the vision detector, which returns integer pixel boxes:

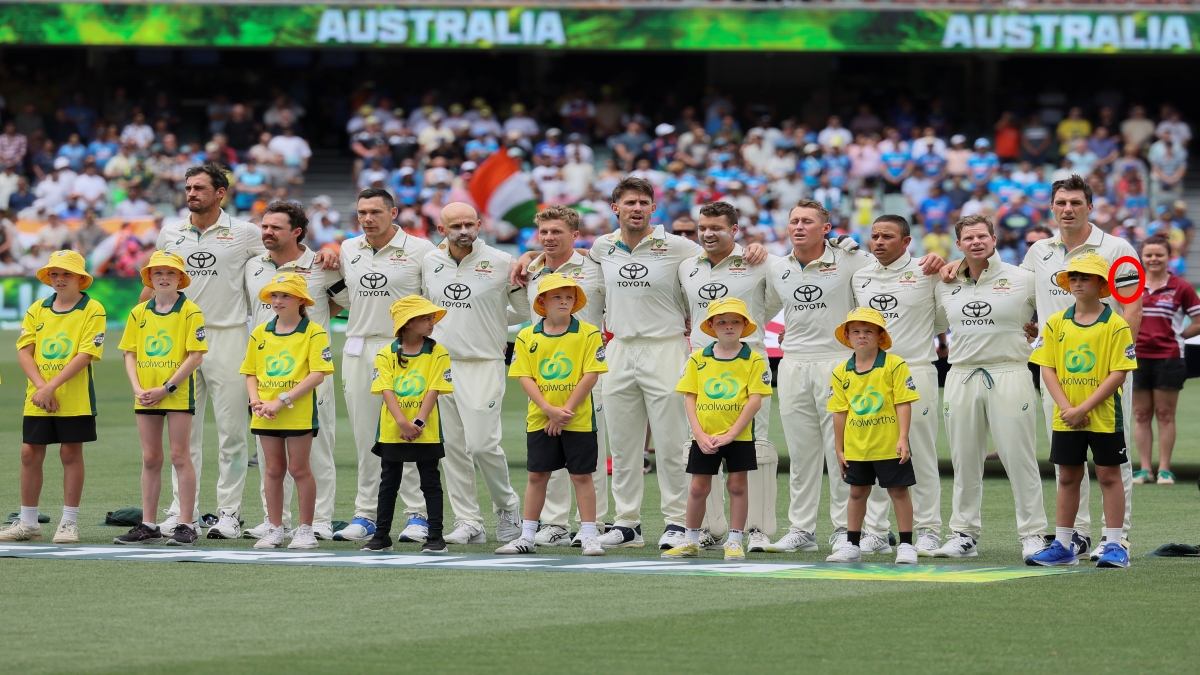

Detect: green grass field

[2,331,1199,675]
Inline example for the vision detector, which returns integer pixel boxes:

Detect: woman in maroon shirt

[1132,236,1200,485]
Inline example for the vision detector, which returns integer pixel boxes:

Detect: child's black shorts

[686,440,757,475]
[23,415,97,445]
[843,458,916,488]
[252,428,317,438]
[372,442,445,463]
[135,409,195,416]
[527,430,597,474]
[1050,430,1129,466]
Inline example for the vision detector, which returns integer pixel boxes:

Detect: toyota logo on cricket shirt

[361,272,388,289]
[445,283,472,300]
[793,285,823,303]
[187,252,216,269]
[962,301,992,318]
[698,283,728,301]
[619,263,648,280]
[869,294,899,317]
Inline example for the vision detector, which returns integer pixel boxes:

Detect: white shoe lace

[581,536,602,552]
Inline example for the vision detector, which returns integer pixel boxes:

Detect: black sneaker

[422,533,448,553]
[166,524,198,546]
[114,523,163,545]
[361,534,393,551]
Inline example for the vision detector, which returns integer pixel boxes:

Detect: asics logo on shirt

[538,352,573,380]
[703,373,740,400]
[265,351,296,377]
[1065,345,1097,374]
[145,330,173,357]
[850,386,885,415]
[393,372,426,397]
[698,283,728,301]
[40,332,73,360]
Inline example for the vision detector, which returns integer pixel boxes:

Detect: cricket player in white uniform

[423,202,528,545]
[678,201,782,553]
[853,215,946,556]
[1023,175,1140,559]
[522,206,609,547]
[152,165,332,537]
[334,188,435,543]
[242,202,348,541]
[932,214,1048,559]
[763,199,875,554]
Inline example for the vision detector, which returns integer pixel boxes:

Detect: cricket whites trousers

[777,354,847,537]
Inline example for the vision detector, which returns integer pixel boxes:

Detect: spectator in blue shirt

[917,182,954,231]
[823,143,851,189]
[86,126,121,170]
[232,158,269,213]
[996,193,1037,264]
[57,133,87,172]
[988,165,1022,204]
[917,150,946,183]
[966,138,999,188]
[533,128,566,165]
[1088,126,1120,175]
[800,143,825,189]
[1024,166,1054,218]
[880,145,911,194]
[1169,199,1194,255]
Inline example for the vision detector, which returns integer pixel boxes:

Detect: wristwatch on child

[413,418,426,430]
[279,392,294,408]
[163,382,178,394]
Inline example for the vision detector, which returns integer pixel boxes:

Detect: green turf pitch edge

[0,544,1089,582]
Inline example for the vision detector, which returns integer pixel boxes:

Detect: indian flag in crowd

[468,152,538,230]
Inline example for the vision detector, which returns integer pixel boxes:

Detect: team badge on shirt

[595,346,606,362]
[761,370,772,384]
[443,368,453,383]
[322,347,333,362]
[1124,345,1136,360]
[93,333,105,347]
[905,376,916,391]
[195,327,206,342]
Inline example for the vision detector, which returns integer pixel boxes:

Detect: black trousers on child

[376,459,443,536]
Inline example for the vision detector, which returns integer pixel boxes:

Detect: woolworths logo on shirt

[539,352,573,380]
[850,386,885,415]
[1065,345,1097,373]
[266,351,297,377]
[40,333,73,360]
[704,374,740,400]
[145,330,173,357]
[393,373,426,397]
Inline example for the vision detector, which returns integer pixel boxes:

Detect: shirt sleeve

[183,307,208,353]
[118,310,139,352]
[16,308,36,351]
[747,354,774,396]
[78,302,106,360]
[890,360,921,405]
[581,329,608,375]
[327,270,351,309]
[507,283,531,319]
[1108,322,1138,372]
[1029,320,1058,368]
[1111,240,1141,292]
[238,331,259,376]
[370,348,391,395]
[827,368,849,412]
[1180,282,1200,318]
[674,354,700,395]
[307,327,335,374]
[430,348,454,393]
[508,331,534,379]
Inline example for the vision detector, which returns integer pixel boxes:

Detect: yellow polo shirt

[17,293,106,417]
[118,294,207,411]
[239,317,334,431]
[676,343,773,441]
[371,337,454,444]
[828,351,921,461]
[509,317,608,433]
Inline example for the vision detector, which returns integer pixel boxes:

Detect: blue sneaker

[333,517,376,542]
[1096,542,1130,568]
[398,515,429,543]
[1025,540,1079,567]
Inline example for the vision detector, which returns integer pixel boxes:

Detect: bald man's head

[438,201,481,251]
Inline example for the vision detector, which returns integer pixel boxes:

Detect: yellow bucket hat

[140,250,191,290]
[37,250,93,290]
[534,273,588,317]
[1055,253,1111,298]
[701,297,758,338]
[389,295,447,333]
[835,307,892,351]
[258,272,315,307]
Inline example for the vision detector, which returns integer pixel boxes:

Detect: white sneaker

[244,521,273,540]
[828,527,848,552]
[581,536,605,556]
[288,525,319,549]
[52,521,80,544]
[496,509,520,543]
[860,532,893,555]
[159,514,180,534]
[597,525,644,549]
[571,522,605,547]
[1089,536,1130,562]
[206,512,241,539]
[746,528,771,553]
[398,517,429,544]
[253,526,285,549]
[312,523,335,541]
[333,521,374,542]
[1020,534,1049,558]
[932,533,978,558]
[895,543,919,564]
[657,527,687,550]
[495,536,537,554]
[764,530,818,553]
[535,524,571,547]
[916,529,941,557]
[444,522,486,545]
[698,529,724,550]
[826,542,862,563]
[0,520,42,542]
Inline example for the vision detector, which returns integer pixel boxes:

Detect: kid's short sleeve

[890,360,921,405]
[78,302,107,360]
[1108,323,1137,372]
[16,309,36,351]
[307,327,335,375]
[582,330,608,375]
[370,348,392,395]
[1029,320,1058,369]
[430,348,454,394]
[238,330,260,376]
[827,368,849,413]
[118,311,139,353]
[674,352,701,395]
[184,308,209,353]
[747,354,773,397]
[507,330,535,379]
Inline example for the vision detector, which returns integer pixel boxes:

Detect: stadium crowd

[0,85,1193,279]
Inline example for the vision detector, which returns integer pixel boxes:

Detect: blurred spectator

[38,213,72,250]
[115,184,153,219]
[268,125,312,195]
[8,176,34,213]
[120,110,154,150]
[923,221,952,261]
[818,115,852,150]
[0,164,19,209]
[1121,105,1156,151]
[850,105,883,137]
[225,104,258,153]
[902,165,934,213]
[1056,106,1092,155]
[0,122,28,169]
[307,195,341,247]
[417,114,455,154]
[503,103,539,142]
[1170,200,1194,256]
[993,112,1021,162]
[32,157,73,213]
[57,133,87,172]
[1151,141,1187,208]
[71,159,108,212]
[73,209,109,258]
[1065,138,1098,177]
[15,103,44,140]
[559,89,595,139]
[1155,106,1191,148]
[31,139,58,182]
[946,134,970,178]
[1021,114,1052,164]
[966,138,999,188]
[1089,127,1120,174]
[87,125,121,170]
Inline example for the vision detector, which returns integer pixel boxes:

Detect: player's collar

[180,209,230,233]
[1050,222,1103,253]
[266,316,310,336]
[42,292,90,312]
[701,342,751,361]
[533,317,579,335]
[847,349,887,373]
[262,246,315,269]
[392,336,435,355]
[528,250,585,276]
[615,225,667,253]
[145,292,187,316]
[436,236,483,263]
[789,241,837,267]
[1063,304,1113,325]
[700,243,744,268]
[878,252,912,271]
[958,252,1003,282]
